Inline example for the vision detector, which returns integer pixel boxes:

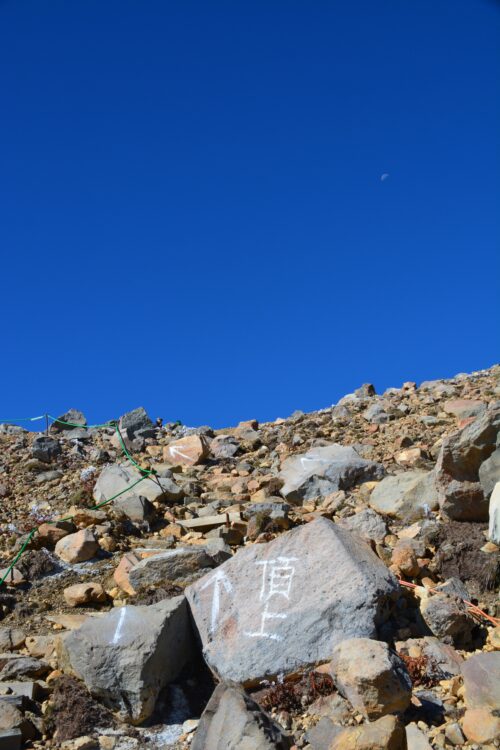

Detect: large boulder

[369,471,439,522]
[279,444,384,504]
[186,518,398,685]
[59,597,192,724]
[435,406,500,520]
[191,683,293,750]
[93,463,182,505]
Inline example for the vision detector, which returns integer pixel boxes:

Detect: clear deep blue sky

[1,0,499,428]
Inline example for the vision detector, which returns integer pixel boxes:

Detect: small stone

[0,627,25,651]
[391,542,420,577]
[444,722,465,745]
[54,529,99,564]
[113,552,142,595]
[405,723,433,750]
[396,448,427,467]
[64,582,107,607]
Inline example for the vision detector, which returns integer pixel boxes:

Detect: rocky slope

[0,365,499,750]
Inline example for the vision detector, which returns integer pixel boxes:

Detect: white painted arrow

[169,445,193,461]
[200,569,233,635]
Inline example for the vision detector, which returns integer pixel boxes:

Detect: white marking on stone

[169,446,192,461]
[300,456,329,468]
[200,570,233,635]
[112,606,127,645]
[245,556,298,641]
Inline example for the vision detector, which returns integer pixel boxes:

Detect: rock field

[0,366,499,749]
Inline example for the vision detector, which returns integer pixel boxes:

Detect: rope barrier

[0,413,156,586]
[0,416,45,423]
[398,579,500,627]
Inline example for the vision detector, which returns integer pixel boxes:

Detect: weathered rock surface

[60,597,192,723]
[93,463,182,504]
[461,651,500,710]
[328,638,412,719]
[191,683,293,750]
[128,547,217,591]
[369,471,438,522]
[186,518,398,684]
[279,444,384,504]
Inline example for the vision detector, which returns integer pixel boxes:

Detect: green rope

[0,474,151,586]
[0,414,158,587]
[47,415,116,430]
[0,416,45,423]
[0,529,38,586]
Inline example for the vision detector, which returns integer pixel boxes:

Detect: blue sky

[1,0,499,428]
